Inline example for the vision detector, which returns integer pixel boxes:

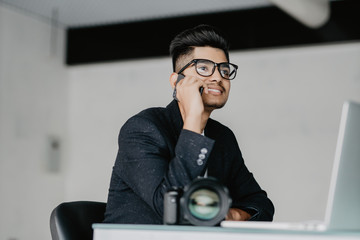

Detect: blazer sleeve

[113,115,215,218]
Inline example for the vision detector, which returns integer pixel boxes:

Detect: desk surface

[93,224,360,240]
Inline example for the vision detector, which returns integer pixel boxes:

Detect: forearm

[231,193,274,221]
[117,119,214,217]
[227,141,275,221]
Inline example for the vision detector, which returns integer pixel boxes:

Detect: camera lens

[181,177,231,226]
[188,188,220,220]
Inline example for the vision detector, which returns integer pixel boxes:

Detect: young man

[104,25,274,224]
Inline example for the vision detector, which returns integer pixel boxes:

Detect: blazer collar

[166,100,184,137]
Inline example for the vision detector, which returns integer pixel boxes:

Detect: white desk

[93,224,360,240]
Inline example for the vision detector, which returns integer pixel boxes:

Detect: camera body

[163,177,232,226]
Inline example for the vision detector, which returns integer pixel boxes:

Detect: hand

[225,208,251,221]
[172,74,208,133]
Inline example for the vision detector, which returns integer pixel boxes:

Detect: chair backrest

[50,201,106,240]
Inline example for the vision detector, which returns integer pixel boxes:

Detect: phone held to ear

[173,74,204,101]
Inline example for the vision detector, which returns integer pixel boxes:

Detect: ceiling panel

[0,0,271,27]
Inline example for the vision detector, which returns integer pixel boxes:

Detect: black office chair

[50,201,106,240]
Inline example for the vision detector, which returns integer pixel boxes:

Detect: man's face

[180,46,231,111]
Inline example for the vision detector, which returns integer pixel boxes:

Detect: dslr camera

[163,177,232,226]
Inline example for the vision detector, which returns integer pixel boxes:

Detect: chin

[203,95,228,110]
[204,101,226,110]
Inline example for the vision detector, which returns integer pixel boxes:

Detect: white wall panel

[0,5,68,240]
[68,42,360,222]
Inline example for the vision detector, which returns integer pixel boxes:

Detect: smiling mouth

[208,89,221,94]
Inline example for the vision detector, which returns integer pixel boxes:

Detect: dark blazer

[104,100,274,224]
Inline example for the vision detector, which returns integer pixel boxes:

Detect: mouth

[207,85,225,95]
[208,88,222,94]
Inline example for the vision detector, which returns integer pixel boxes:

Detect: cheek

[183,68,198,78]
[224,81,231,92]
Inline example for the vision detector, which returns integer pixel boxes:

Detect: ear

[169,72,178,89]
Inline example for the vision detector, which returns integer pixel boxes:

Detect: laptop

[221,101,360,232]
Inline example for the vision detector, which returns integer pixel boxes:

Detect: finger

[226,209,234,220]
[233,210,241,220]
[202,84,209,94]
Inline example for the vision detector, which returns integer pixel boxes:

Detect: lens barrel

[180,177,232,226]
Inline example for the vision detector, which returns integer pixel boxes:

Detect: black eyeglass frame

[178,59,238,80]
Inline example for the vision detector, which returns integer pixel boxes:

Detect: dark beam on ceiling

[66,0,360,65]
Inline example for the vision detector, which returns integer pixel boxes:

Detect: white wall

[0,5,68,240]
[1,4,360,240]
[67,42,360,223]
[66,58,173,202]
[223,44,360,221]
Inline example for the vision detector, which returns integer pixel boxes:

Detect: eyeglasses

[178,59,238,80]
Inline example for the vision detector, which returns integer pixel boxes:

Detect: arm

[114,115,215,218]
[225,131,275,221]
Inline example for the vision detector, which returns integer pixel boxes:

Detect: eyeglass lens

[195,60,236,80]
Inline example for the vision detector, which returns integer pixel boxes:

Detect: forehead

[191,46,227,63]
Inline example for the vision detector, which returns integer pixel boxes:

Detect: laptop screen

[325,101,360,231]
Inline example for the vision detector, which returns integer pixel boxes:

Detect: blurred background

[0,0,359,239]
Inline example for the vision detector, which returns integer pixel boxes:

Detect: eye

[197,65,210,74]
[220,68,230,78]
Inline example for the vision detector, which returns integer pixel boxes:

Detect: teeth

[208,89,221,93]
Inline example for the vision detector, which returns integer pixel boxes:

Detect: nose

[210,66,223,82]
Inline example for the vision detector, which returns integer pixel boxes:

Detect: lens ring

[188,188,220,220]
[180,177,231,226]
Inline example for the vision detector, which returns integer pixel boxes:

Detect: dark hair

[169,25,230,72]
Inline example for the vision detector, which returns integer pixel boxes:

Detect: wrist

[183,115,202,134]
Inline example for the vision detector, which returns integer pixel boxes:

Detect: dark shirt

[104,100,274,224]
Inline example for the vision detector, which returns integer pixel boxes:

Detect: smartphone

[172,74,203,101]
[172,74,184,101]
